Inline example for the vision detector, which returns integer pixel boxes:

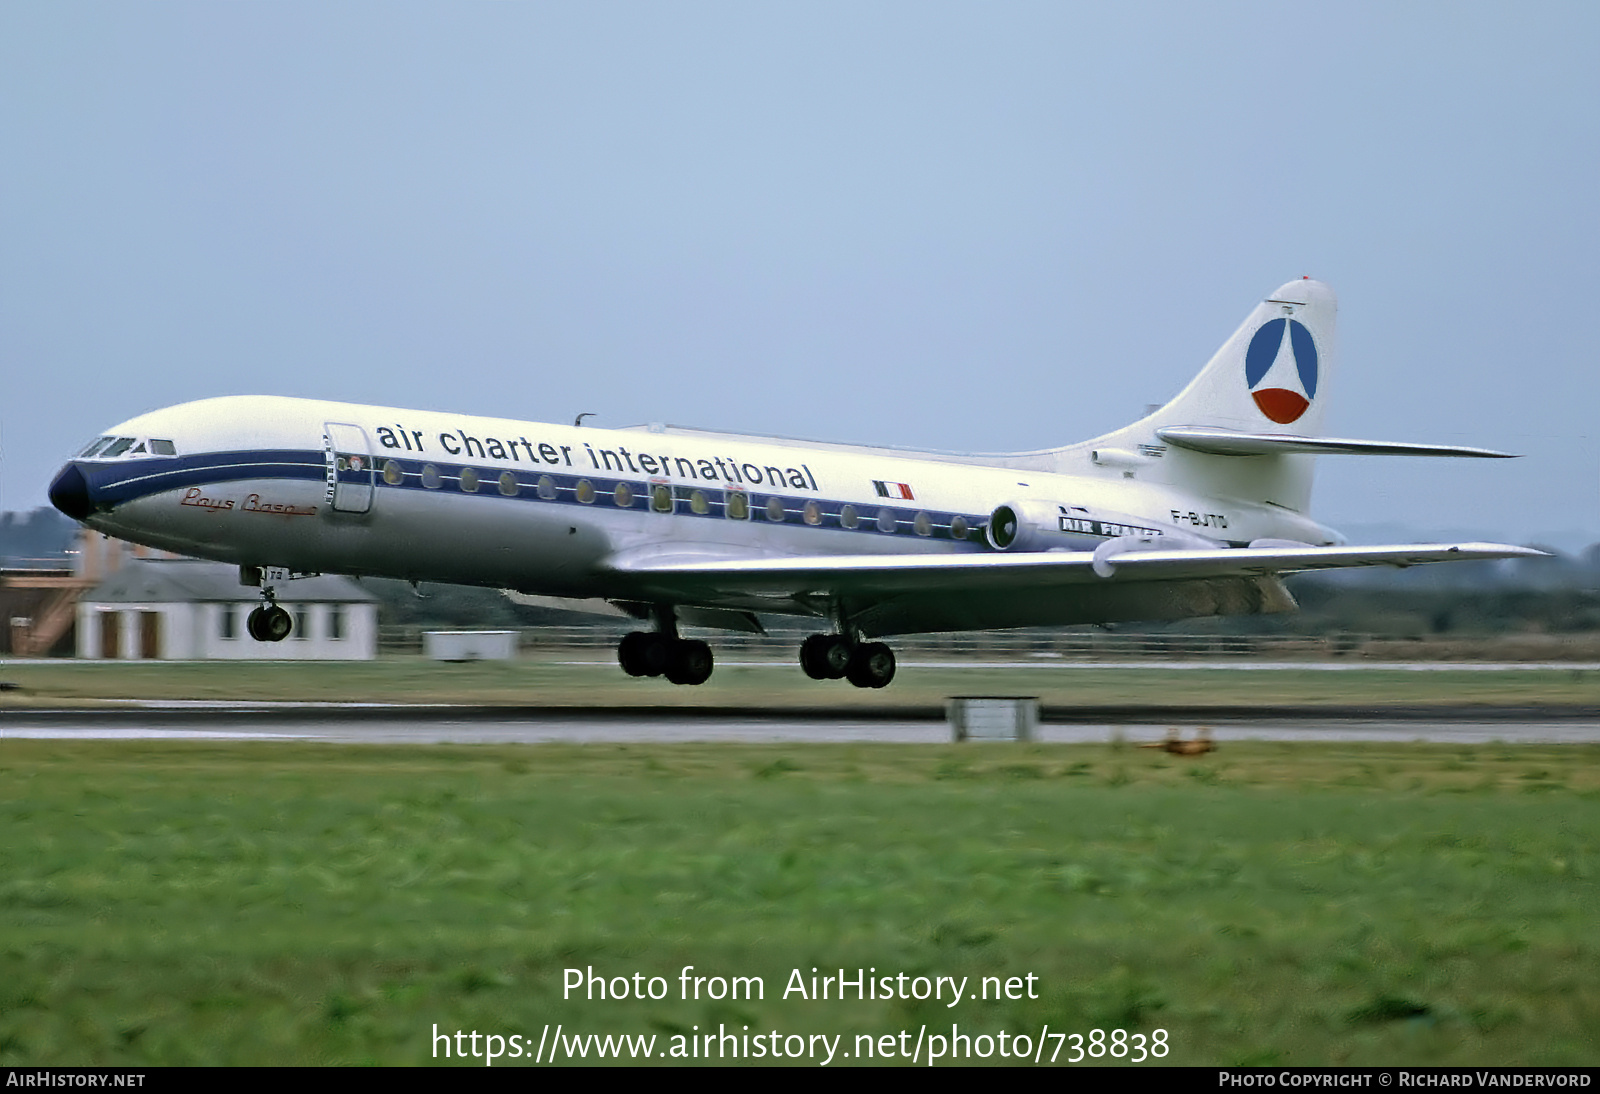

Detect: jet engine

[985,500,1074,551]
[985,500,1225,553]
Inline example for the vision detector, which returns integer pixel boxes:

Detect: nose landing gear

[245,591,293,643]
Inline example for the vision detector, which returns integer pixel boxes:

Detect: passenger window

[537,475,557,500]
[614,482,635,507]
[575,479,596,504]
[651,484,673,513]
[421,464,442,489]
[765,497,786,522]
[876,507,897,533]
[725,490,749,520]
[803,500,821,526]
[950,515,970,540]
[500,471,519,497]
[913,512,933,537]
[459,467,480,493]
[839,504,859,530]
[383,460,404,485]
[689,489,710,515]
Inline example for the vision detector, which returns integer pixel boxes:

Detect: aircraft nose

[48,462,95,521]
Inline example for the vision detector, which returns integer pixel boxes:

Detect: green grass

[2,741,1597,1066]
[1,657,1598,709]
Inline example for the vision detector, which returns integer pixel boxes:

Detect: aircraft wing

[604,542,1544,598]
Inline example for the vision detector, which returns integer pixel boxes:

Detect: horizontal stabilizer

[1157,426,1517,459]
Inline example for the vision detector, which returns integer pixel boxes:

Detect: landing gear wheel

[665,638,714,686]
[799,634,853,680]
[799,634,834,679]
[247,605,293,643]
[618,631,671,677]
[618,631,651,676]
[846,642,895,689]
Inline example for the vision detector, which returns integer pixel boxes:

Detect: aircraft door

[324,422,375,514]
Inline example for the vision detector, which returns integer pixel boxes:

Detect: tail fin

[1066,277,1338,516]
[1151,276,1337,438]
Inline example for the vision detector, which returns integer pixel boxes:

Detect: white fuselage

[58,394,1333,621]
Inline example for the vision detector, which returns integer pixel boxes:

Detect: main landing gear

[617,610,713,686]
[799,634,896,689]
[246,592,292,643]
[613,609,897,689]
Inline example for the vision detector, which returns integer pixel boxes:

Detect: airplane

[47,277,1540,687]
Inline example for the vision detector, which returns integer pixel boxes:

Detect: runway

[4,704,1599,744]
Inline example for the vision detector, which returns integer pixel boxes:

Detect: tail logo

[1244,318,1318,424]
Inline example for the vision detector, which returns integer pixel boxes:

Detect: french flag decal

[873,480,914,500]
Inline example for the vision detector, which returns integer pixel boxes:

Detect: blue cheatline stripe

[83,450,325,507]
[80,449,997,543]
[360,454,993,545]
[76,448,1143,551]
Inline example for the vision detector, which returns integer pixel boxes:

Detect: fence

[377,627,1600,661]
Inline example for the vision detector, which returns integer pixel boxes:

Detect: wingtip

[1452,542,1551,558]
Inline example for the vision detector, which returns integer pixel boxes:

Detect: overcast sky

[3,2,1597,547]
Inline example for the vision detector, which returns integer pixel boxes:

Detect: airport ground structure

[75,558,377,661]
[0,522,379,661]
[384,623,1600,664]
[0,525,139,656]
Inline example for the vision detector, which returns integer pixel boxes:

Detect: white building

[77,559,378,660]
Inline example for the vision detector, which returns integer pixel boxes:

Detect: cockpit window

[80,436,177,460]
